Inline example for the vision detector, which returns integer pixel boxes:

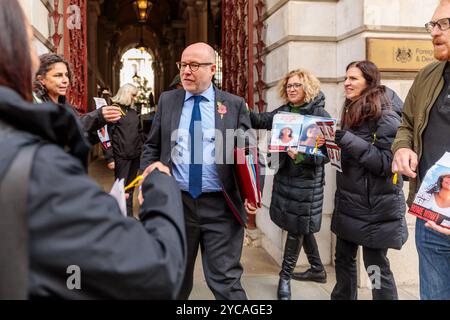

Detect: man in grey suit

[140,42,256,300]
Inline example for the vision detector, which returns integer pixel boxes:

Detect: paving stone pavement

[189,246,419,300]
[89,158,419,301]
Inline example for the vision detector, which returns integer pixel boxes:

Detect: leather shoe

[291,268,327,283]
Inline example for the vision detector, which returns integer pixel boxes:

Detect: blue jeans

[415,218,450,300]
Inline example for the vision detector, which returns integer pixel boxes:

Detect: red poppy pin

[217,101,227,119]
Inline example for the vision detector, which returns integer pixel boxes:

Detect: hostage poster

[409,152,450,229]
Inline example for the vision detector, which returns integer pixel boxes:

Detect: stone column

[195,0,208,43]
[152,61,162,100]
[183,0,198,45]
[173,19,186,58]
[87,0,102,109]
[98,18,116,90]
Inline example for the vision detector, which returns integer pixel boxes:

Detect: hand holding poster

[409,152,450,229]
[269,112,341,171]
[316,119,342,172]
[297,115,332,157]
[110,178,127,217]
[93,97,111,150]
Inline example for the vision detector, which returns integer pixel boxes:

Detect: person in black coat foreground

[331,60,408,300]
[0,0,186,299]
[250,69,330,300]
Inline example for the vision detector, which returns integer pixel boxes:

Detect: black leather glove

[334,129,346,145]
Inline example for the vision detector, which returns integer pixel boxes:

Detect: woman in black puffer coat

[331,61,408,300]
[250,69,330,300]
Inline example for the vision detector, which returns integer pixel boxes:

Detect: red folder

[234,147,262,207]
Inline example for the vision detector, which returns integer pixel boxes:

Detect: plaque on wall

[366,38,435,72]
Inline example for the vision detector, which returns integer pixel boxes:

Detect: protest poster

[269,113,341,170]
[268,113,303,152]
[316,119,342,172]
[296,115,331,157]
[93,97,111,150]
[110,178,127,217]
[409,152,450,229]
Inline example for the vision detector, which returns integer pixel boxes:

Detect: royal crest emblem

[395,47,413,63]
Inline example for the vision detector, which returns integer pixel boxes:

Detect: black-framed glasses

[425,18,450,33]
[176,62,213,72]
[286,83,302,90]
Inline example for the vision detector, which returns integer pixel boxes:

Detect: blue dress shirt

[172,84,222,192]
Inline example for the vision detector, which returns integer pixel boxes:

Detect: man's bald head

[182,42,215,63]
[179,42,216,94]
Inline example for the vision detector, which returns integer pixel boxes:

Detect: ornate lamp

[132,71,141,83]
[132,0,153,23]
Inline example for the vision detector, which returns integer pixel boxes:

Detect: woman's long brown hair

[0,0,33,101]
[341,61,388,129]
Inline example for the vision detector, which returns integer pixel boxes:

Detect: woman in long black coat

[104,83,145,217]
[331,60,408,300]
[250,69,330,300]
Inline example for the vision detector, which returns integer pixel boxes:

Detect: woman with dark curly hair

[33,53,122,144]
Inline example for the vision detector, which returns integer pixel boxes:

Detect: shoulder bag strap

[0,143,39,299]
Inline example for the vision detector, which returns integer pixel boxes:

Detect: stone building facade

[258,0,438,287]
[20,0,441,287]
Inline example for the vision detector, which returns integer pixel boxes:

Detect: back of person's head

[111,83,138,107]
[0,0,34,102]
[341,60,387,129]
[169,74,181,90]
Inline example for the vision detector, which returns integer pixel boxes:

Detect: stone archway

[63,0,266,112]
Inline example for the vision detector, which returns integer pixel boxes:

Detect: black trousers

[302,233,324,271]
[177,191,247,300]
[114,157,140,217]
[331,237,398,300]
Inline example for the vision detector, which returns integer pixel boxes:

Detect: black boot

[277,233,302,300]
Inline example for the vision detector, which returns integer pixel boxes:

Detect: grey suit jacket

[140,86,254,226]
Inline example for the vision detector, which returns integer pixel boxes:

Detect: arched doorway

[119,48,154,89]
[58,0,266,112]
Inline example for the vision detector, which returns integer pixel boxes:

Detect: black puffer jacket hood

[384,86,403,117]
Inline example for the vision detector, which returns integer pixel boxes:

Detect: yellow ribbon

[124,175,143,191]
[392,172,398,185]
[313,136,319,154]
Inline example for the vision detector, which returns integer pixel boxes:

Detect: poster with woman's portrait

[297,116,330,157]
[269,113,303,152]
[409,152,450,229]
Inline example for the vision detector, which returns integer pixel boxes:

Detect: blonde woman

[250,69,331,300]
[105,83,144,216]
